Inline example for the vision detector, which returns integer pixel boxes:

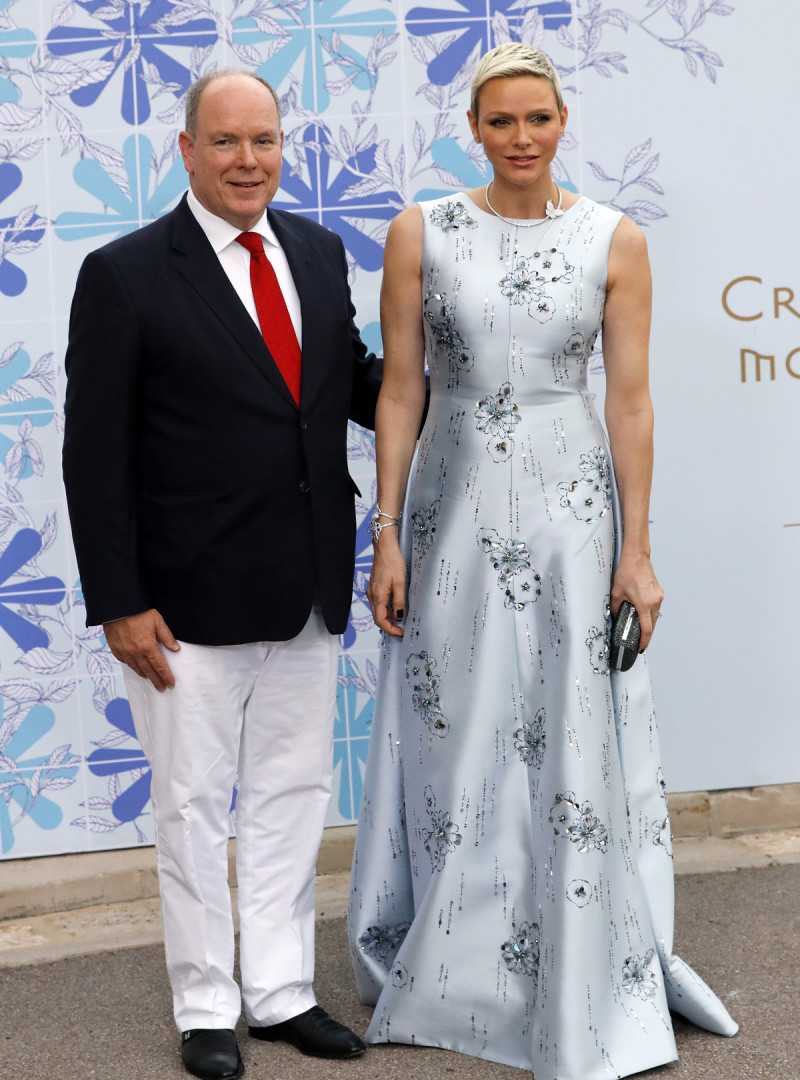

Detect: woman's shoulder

[572,196,639,254]
[387,203,424,246]
[608,212,648,267]
[571,194,624,226]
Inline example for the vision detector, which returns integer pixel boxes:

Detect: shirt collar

[186,188,280,254]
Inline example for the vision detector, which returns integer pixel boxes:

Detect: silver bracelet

[370,519,399,543]
[369,504,402,544]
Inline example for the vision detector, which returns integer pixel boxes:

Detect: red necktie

[236,231,302,405]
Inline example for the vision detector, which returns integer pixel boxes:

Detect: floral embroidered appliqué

[652,767,673,855]
[657,766,668,801]
[424,290,474,386]
[586,595,612,674]
[514,707,546,767]
[475,382,520,461]
[563,329,598,362]
[358,922,410,967]
[500,920,540,977]
[422,785,462,871]
[498,249,575,324]
[566,879,593,908]
[500,256,539,306]
[549,792,609,853]
[391,961,409,987]
[651,816,673,857]
[564,331,587,355]
[477,528,541,609]
[411,499,440,558]
[405,651,449,737]
[557,446,612,523]
[429,199,478,232]
[622,949,659,1000]
[567,807,609,852]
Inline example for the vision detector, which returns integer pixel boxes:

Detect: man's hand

[103,609,181,692]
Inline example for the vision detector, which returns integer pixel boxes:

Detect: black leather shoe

[181,1029,244,1079]
[249,1006,366,1059]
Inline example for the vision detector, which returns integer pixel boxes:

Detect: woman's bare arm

[602,216,664,651]
[366,206,427,636]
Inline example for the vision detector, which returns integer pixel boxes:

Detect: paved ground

[1,862,798,1080]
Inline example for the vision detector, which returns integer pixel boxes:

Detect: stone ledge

[666,790,710,837]
[316,825,356,875]
[2,787,798,923]
[2,836,799,970]
[0,830,358,923]
[0,845,161,923]
[671,830,800,874]
[0,872,353,970]
[672,835,771,875]
[710,785,800,835]
[668,784,800,838]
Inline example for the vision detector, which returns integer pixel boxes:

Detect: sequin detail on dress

[425,290,474,386]
[501,921,540,977]
[405,651,449,737]
[557,446,612,522]
[478,528,541,609]
[421,786,462,870]
[429,200,478,232]
[513,707,546,767]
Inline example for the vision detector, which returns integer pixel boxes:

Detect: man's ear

[178,131,195,174]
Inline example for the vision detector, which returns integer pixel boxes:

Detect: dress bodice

[420,193,622,405]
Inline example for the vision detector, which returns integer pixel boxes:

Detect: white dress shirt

[186,188,302,347]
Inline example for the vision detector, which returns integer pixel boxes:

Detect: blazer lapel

[169,197,297,408]
[268,208,329,411]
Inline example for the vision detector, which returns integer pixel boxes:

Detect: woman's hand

[367,534,408,636]
[610,552,663,652]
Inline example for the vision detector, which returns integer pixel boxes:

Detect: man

[62,71,380,1080]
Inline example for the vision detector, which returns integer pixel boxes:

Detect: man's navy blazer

[62,194,381,645]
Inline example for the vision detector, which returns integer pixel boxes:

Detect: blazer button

[300,420,308,430]
[299,481,310,493]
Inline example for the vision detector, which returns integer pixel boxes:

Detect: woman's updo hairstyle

[470,42,564,117]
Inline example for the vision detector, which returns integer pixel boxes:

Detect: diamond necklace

[484,180,564,227]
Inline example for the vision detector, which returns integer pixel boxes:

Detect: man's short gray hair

[470,43,564,117]
[184,70,281,136]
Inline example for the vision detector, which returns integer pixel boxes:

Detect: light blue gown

[348,194,737,1079]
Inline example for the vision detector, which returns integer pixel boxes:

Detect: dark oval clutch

[609,600,641,671]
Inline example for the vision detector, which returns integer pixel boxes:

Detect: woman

[348,42,737,1079]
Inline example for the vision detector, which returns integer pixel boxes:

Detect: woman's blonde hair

[470,42,564,117]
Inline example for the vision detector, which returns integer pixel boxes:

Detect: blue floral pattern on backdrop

[0,0,735,858]
[406,0,571,86]
[0,700,79,854]
[0,162,46,296]
[55,134,189,241]
[0,0,36,104]
[83,697,152,838]
[46,1,218,125]
[234,0,397,113]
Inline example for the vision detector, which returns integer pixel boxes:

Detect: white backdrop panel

[580,2,800,790]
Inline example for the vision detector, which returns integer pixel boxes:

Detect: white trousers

[123,609,338,1032]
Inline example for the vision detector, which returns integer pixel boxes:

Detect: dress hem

[364,1030,679,1079]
